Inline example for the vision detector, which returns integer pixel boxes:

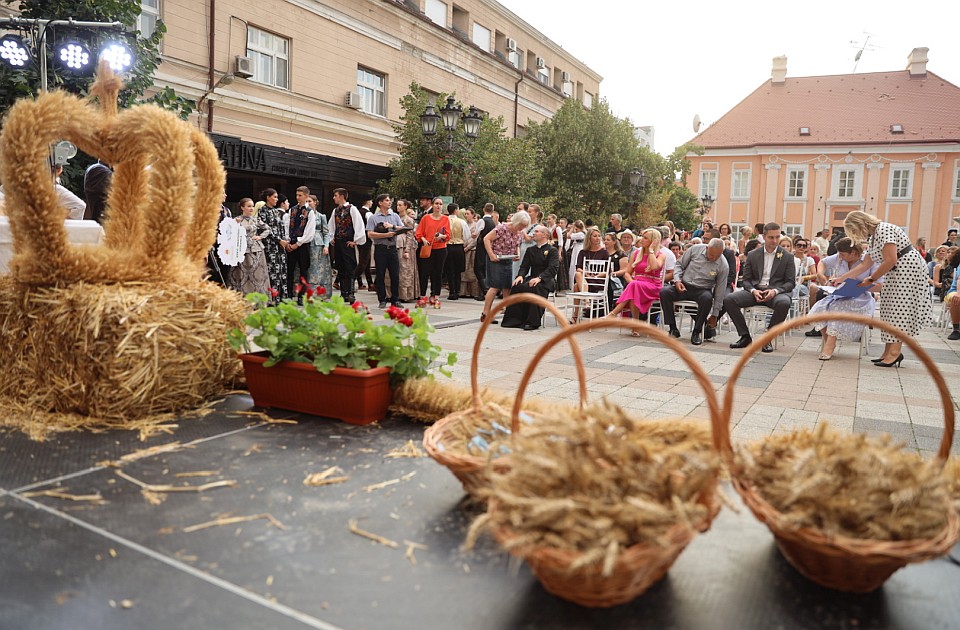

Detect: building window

[138,0,160,39]
[425,0,447,26]
[954,167,960,199]
[583,91,593,109]
[357,67,386,116]
[731,168,751,199]
[787,168,806,198]
[472,23,491,52]
[782,224,803,238]
[889,165,913,199]
[508,49,522,69]
[699,169,717,199]
[837,168,856,198]
[537,64,549,84]
[246,26,288,89]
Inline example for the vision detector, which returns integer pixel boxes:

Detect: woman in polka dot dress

[833,211,931,367]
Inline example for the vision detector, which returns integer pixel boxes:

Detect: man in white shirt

[329,188,366,303]
[723,222,796,353]
[285,185,317,303]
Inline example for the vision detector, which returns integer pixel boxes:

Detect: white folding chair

[566,258,611,323]
[743,306,785,349]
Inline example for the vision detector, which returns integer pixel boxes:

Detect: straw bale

[467,401,719,571]
[737,424,952,541]
[0,278,247,433]
[389,377,560,424]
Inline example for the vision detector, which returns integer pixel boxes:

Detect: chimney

[771,55,787,85]
[906,47,928,77]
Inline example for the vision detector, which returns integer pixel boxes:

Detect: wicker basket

[422,293,586,496]
[487,318,725,607]
[719,311,960,593]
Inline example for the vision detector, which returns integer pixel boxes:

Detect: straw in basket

[422,294,587,497]
[720,312,960,593]
[474,318,725,608]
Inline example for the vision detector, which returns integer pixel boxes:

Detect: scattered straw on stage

[720,312,959,593]
[0,62,247,437]
[468,317,724,608]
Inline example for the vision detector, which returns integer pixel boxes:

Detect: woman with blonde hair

[607,228,664,329]
[738,226,754,255]
[831,210,930,367]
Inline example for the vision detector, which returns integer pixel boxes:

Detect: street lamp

[699,194,714,216]
[419,95,483,195]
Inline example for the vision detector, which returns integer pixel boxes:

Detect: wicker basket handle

[510,319,723,447]
[718,312,955,465]
[471,293,587,411]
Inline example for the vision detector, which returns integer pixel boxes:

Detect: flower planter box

[239,352,393,425]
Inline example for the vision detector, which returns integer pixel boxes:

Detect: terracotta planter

[239,352,393,425]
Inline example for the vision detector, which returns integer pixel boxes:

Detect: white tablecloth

[0,218,105,274]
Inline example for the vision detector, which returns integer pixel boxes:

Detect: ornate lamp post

[420,95,482,195]
[699,194,714,217]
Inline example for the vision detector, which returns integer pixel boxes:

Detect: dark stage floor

[1,395,958,630]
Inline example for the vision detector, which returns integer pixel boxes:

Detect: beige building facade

[145,0,601,207]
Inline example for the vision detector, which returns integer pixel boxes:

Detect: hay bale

[467,401,719,561]
[737,424,952,541]
[390,377,560,424]
[0,277,247,431]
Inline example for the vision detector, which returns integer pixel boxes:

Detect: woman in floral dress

[395,200,420,302]
[230,198,271,295]
[258,188,289,302]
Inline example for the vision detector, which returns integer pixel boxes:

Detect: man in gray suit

[723,222,796,353]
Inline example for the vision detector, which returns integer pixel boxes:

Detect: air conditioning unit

[561,71,571,83]
[345,91,363,109]
[505,38,517,52]
[234,55,254,78]
[536,56,546,69]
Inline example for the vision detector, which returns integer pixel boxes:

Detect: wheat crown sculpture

[0,63,248,434]
[1,63,223,284]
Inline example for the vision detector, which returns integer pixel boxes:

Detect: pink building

[686,48,960,244]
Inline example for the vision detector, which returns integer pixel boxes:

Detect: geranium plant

[227,282,456,384]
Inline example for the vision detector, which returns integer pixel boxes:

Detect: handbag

[419,242,432,258]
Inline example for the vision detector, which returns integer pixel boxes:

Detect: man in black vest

[286,186,316,303]
[330,188,366,303]
[473,202,496,300]
[500,225,560,330]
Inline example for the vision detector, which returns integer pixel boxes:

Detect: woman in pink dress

[607,228,665,331]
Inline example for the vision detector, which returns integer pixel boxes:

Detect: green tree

[378,83,540,208]
[665,185,699,231]
[527,98,637,220]
[0,0,195,189]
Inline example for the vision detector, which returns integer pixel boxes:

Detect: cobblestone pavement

[391,291,960,457]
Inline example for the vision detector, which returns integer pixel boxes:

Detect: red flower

[317,286,327,296]
[294,283,302,294]
[305,287,315,298]
[269,287,279,298]
[352,301,365,311]
[300,276,307,285]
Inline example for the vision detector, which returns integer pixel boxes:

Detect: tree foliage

[378,83,540,209]
[0,0,195,190]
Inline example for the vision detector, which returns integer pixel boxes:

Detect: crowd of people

[209,187,960,359]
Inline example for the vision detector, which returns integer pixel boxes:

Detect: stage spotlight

[0,34,31,68]
[99,41,134,73]
[57,41,92,73]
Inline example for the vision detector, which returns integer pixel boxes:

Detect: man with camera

[366,193,405,309]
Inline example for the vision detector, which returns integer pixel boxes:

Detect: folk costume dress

[230,215,271,296]
[259,205,289,302]
[307,211,333,298]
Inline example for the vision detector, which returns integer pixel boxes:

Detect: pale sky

[498,0,960,157]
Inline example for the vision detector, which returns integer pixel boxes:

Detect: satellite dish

[692,114,702,133]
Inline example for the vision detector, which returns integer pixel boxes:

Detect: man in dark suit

[723,222,796,353]
[500,225,560,330]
